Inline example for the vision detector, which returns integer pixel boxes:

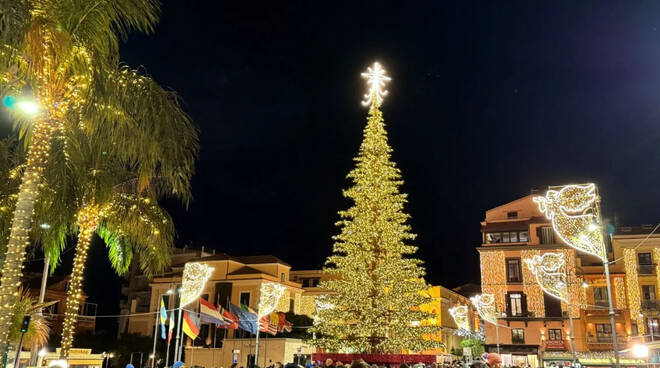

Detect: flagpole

[165,332,171,368]
[254,328,260,368]
[151,295,162,368]
[175,307,183,362]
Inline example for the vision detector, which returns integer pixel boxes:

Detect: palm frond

[9,288,51,348]
[97,223,133,275]
[51,0,160,60]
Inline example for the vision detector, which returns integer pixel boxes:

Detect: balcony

[587,336,627,350]
[639,264,656,275]
[642,300,660,311]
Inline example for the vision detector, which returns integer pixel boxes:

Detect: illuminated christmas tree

[311,63,439,353]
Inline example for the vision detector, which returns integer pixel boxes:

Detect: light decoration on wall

[276,289,291,312]
[299,295,318,317]
[561,249,582,318]
[654,249,660,303]
[624,248,644,335]
[524,252,569,302]
[180,262,213,307]
[258,282,286,317]
[521,249,546,317]
[470,294,498,325]
[614,277,626,311]
[361,62,391,108]
[479,250,506,312]
[534,183,607,261]
[449,305,470,331]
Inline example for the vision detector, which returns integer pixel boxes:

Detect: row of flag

[158,296,292,341]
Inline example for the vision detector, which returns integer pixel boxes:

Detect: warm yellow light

[470,294,498,325]
[16,101,40,116]
[524,252,569,303]
[448,305,470,331]
[180,262,213,307]
[257,282,286,317]
[534,183,607,261]
[633,344,649,358]
[39,349,47,357]
[361,62,391,107]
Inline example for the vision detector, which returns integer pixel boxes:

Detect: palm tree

[43,129,179,358]
[0,0,198,348]
[9,287,54,350]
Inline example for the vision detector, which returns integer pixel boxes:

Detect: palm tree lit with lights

[0,0,198,351]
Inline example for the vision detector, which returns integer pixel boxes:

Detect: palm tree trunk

[60,205,101,359]
[0,121,58,350]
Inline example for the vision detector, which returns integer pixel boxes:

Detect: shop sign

[545,340,565,350]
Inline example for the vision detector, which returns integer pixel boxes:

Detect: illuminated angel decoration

[258,282,286,317]
[449,305,471,331]
[524,252,569,303]
[470,294,498,325]
[533,183,607,260]
[181,262,214,307]
[361,62,391,108]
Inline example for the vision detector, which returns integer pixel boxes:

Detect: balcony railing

[639,264,656,275]
[642,300,660,311]
[587,336,627,344]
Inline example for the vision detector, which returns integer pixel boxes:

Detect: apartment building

[478,194,631,368]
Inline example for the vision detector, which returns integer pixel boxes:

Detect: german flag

[182,310,200,340]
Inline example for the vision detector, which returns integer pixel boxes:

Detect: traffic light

[20,316,30,333]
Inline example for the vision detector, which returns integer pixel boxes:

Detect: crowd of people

[241,353,505,368]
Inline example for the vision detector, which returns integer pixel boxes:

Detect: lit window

[512,328,525,343]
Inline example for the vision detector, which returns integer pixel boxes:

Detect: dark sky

[18,1,660,332]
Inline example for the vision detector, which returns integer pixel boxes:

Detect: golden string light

[180,262,213,307]
[624,249,644,335]
[470,294,498,325]
[521,249,545,317]
[258,282,286,317]
[524,252,569,303]
[361,62,391,108]
[60,205,102,357]
[614,277,626,311]
[479,250,506,312]
[448,305,470,331]
[533,183,607,261]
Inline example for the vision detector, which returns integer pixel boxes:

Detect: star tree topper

[361,62,391,108]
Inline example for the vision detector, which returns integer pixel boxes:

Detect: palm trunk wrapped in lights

[60,205,101,359]
[0,120,58,350]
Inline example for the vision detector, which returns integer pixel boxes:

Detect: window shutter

[506,293,512,317]
[521,293,528,316]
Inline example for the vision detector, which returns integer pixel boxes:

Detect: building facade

[478,194,631,368]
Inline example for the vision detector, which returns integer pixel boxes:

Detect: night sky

[15,1,660,332]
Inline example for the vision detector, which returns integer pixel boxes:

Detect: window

[639,253,654,275]
[639,253,652,265]
[485,231,529,244]
[239,292,250,307]
[540,227,555,244]
[632,324,639,337]
[281,272,286,283]
[548,329,562,341]
[301,278,320,287]
[507,258,522,283]
[512,328,525,344]
[507,211,518,219]
[509,293,523,316]
[642,285,656,301]
[595,323,612,341]
[649,318,660,337]
[593,287,608,306]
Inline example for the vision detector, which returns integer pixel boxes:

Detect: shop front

[543,351,646,368]
[486,344,539,368]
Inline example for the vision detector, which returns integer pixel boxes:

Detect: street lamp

[2,96,40,117]
[633,344,649,358]
[582,280,589,289]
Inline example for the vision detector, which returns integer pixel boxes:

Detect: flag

[160,298,168,339]
[182,310,200,340]
[229,303,258,334]
[277,312,292,333]
[218,305,239,329]
[167,309,175,344]
[199,297,227,326]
